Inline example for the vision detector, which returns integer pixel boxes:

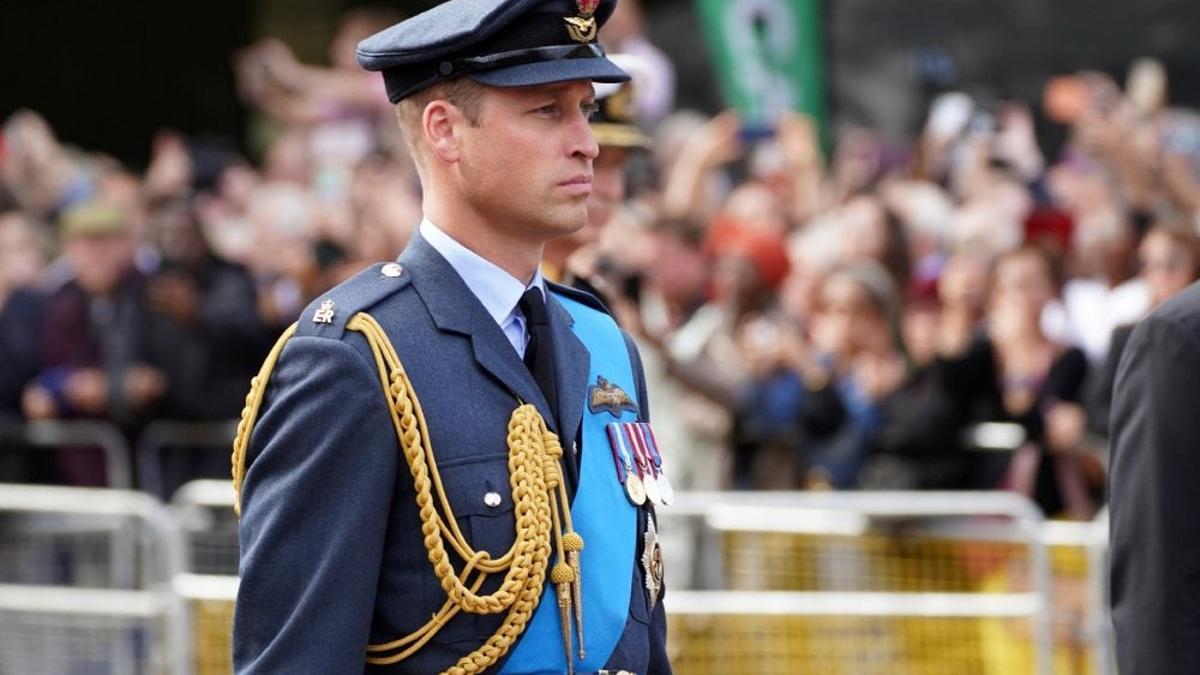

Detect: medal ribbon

[622,423,649,480]
[639,423,664,475]
[605,423,631,484]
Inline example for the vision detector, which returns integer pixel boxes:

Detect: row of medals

[607,422,673,507]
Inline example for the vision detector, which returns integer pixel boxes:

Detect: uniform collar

[418,217,545,327]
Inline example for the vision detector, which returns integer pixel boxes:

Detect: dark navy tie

[518,288,560,430]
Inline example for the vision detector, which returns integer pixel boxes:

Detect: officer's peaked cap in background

[357,0,631,103]
[591,54,651,149]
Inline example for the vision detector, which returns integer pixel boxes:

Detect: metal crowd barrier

[171,480,240,577]
[0,418,134,488]
[659,491,1056,675]
[137,420,239,499]
[0,480,1118,675]
[0,483,190,674]
[0,418,239,495]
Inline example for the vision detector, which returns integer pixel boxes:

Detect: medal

[606,423,646,506]
[642,514,663,612]
[640,424,673,506]
[625,472,646,506]
[625,424,661,506]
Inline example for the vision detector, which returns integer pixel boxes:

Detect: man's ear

[424,100,463,164]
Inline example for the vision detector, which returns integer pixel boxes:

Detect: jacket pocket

[427,455,517,644]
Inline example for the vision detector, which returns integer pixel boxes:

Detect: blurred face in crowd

[902,301,942,368]
[1140,229,1200,306]
[723,182,789,237]
[815,274,887,357]
[150,201,206,265]
[67,231,134,296]
[939,253,989,315]
[246,183,317,279]
[989,249,1057,334]
[711,251,761,309]
[0,212,47,292]
[839,196,888,264]
[1072,207,1134,281]
[431,80,600,244]
[649,229,706,311]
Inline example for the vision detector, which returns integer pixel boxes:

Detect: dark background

[4,0,1200,168]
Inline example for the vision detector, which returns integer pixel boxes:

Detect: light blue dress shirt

[418,218,545,358]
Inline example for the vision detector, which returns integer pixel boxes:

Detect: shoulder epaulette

[547,280,611,317]
[295,262,412,340]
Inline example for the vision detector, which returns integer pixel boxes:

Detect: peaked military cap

[591,55,650,149]
[357,0,631,103]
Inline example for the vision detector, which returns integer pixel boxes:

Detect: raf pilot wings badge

[564,0,599,43]
[588,375,637,417]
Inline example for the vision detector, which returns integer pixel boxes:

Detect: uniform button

[382,263,403,278]
[484,491,502,508]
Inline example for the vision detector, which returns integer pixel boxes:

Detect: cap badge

[606,84,635,124]
[564,0,599,43]
[588,375,637,417]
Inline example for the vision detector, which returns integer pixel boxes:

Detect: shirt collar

[418,218,545,326]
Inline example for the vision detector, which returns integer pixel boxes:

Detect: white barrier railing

[663,491,1054,675]
[1,419,134,489]
[0,481,1117,675]
[0,483,191,674]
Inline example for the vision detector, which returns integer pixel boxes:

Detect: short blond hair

[395,78,486,166]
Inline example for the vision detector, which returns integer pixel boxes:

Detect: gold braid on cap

[231,313,585,674]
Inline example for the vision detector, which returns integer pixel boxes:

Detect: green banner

[695,0,827,138]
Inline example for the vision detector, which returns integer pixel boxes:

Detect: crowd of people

[2,6,1198,521]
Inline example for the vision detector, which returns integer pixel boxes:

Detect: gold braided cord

[229,310,587,674]
[351,311,582,674]
[232,322,298,516]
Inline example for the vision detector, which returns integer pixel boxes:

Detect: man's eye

[582,102,600,119]
[535,104,558,115]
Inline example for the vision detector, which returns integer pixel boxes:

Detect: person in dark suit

[232,1,670,673]
[1108,231,1200,675]
[1088,224,1200,437]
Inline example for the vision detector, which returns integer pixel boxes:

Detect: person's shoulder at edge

[1115,280,1200,383]
[1139,278,1200,330]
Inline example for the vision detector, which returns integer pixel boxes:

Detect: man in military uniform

[232,1,670,673]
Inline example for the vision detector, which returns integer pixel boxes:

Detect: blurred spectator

[142,196,270,420]
[790,262,905,489]
[0,110,95,221]
[235,7,401,167]
[3,34,1200,511]
[0,210,51,418]
[1087,224,1200,438]
[1059,206,1148,363]
[20,203,167,485]
[599,0,676,128]
[930,246,1093,517]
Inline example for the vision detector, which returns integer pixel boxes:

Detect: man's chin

[540,208,589,239]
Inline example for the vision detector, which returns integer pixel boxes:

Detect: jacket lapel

[545,292,590,454]
[398,234,552,419]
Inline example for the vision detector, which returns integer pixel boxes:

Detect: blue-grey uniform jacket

[234,233,670,674]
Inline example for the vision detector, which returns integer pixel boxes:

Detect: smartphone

[738,126,777,144]
[927,92,974,140]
